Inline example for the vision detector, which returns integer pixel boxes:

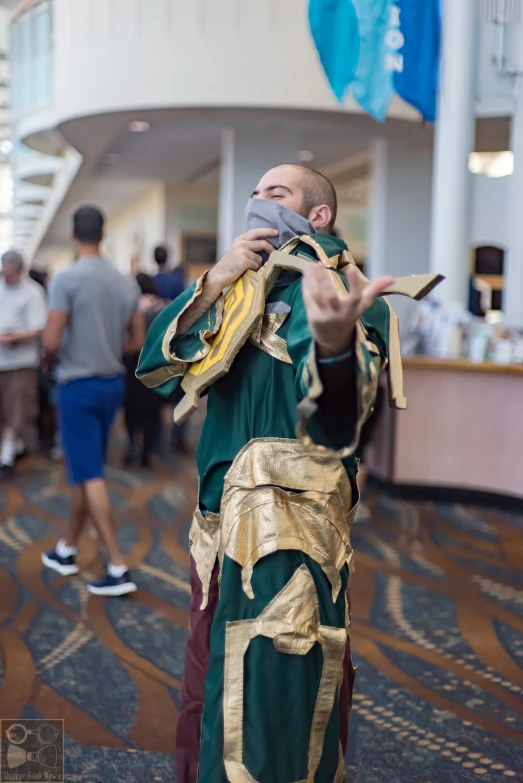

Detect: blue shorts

[59,375,124,484]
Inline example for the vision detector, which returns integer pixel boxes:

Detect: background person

[41,205,145,596]
[153,244,186,302]
[152,244,190,454]
[0,251,47,478]
[28,269,60,459]
[123,272,165,468]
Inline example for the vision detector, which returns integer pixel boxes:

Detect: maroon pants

[176,557,355,783]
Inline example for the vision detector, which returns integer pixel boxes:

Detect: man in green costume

[138,164,393,783]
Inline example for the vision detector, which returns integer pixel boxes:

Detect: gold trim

[278,237,301,255]
[264,311,287,328]
[327,269,349,296]
[161,272,225,364]
[223,565,347,783]
[336,263,443,410]
[297,321,383,460]
[384,273,445,301]
[300,342,323,412]
[339,258,444,301]
[250,314,262,347]
[249,312,292,364]
[273,236,341,268]
[189,508,221,610]
[335,745,346,782]
[295,235,339,269]
[137,362,185,388]
[260,250,313,298]
[220,438,355,602]
[383,297,407,409]
[339,249,357,271]
[222,437,352,497]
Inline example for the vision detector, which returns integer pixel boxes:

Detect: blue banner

[393,0,441,123]
[351,0,394,122]
[308,0,361,103]
[309,0,441,122]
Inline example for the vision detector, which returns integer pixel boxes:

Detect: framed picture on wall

[181,231,218,266]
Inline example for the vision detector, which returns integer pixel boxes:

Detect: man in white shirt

[0,251,47,477]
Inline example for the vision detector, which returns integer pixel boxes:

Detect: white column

[367,138,389,281]
[367,135,434,322]
[217,126,300,258]
[218,129,237,258]
[429,0,477,305]
[504,46,523,325]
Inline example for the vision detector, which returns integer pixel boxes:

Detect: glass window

[10,1,53,118]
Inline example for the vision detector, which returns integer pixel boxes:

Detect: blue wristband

[317,347,354,366]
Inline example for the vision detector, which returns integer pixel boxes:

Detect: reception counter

[366,356,523,502]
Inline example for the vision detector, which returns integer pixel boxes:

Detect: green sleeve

[285,273,390,458]
[136,275,224,399]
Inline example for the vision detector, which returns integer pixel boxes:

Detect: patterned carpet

[0,449,522,782]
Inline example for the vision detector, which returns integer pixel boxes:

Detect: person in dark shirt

[153,245,186,301]
[153,245,190,454]
[28,269,58,458]
[123,273,165,468]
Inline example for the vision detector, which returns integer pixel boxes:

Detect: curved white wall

[51,0,416,125]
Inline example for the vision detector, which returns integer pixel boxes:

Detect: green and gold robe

[137,234,390,783]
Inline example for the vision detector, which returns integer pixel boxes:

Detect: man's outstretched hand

[302,264,394,359]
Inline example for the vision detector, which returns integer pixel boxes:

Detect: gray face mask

[243,199,315,260]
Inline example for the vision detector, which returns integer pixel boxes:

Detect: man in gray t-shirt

[49,252,139,383]
[41,205,145,597]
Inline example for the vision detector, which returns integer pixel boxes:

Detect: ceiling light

[129,120,151,133]
[298,150,314,162]
[0,140,12,155]
[468,151,514,178]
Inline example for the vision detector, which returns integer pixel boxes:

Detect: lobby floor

[0,450,522,782]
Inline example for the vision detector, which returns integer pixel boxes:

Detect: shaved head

[252,164,338,232]
[290,165,338,230]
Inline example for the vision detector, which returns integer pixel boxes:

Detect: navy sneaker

[41,549,79,576]
[0,464,16,481]
[87,571,137,597]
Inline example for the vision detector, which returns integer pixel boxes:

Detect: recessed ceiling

[86,113,372,185]
[36,107,432,253]
[59,107,430,186]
